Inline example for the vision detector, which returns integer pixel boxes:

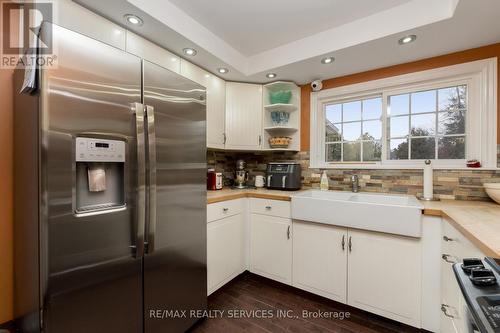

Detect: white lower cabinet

[347,228,422,327]
[292,221,347,303]
[207,201,245,295]
[440,217,484,333]
[249,213,292,284]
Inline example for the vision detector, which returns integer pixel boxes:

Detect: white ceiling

[168,0,412,56]
[74,0,500,85]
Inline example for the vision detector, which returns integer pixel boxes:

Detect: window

[387,85,467,160]
[310,59,497,169]
[325,97,382,162]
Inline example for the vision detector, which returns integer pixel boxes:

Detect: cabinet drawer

[250,198,291,218]
[207,199,244,222]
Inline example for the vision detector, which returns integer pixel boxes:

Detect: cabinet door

[225,82,263,150]
[207,213,244,295]
[249,214,291,284]
[180,60,226,148]
[347,229,422,327]
[292,221,348,303]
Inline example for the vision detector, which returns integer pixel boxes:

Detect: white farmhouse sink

[291,190,424,237]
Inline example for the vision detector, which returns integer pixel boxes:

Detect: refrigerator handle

[145,105,157,254]
[133,102,146,258]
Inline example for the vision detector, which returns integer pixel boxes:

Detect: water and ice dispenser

[75,137,125,214]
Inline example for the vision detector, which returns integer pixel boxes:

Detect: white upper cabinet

[180,60,226,148]
[225,82,263,150]
[126,32,180,74]
[51,0,126,50]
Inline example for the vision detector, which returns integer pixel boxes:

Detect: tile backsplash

[208,146,500,201]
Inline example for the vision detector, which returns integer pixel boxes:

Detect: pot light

[399,35,417,45]
[217,68,229,74]
[321,57,335,64]
[183,48,197,56]
[266,73,277,79]
[124,14,143,26]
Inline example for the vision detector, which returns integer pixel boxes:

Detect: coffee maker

[234,159,248,189]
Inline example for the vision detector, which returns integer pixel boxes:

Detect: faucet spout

[351,175,359,193]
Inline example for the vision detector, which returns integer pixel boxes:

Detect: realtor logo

[1,1,56,69]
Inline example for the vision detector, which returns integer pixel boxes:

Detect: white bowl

[483,183,500,204]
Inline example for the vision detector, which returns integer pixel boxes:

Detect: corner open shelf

[264,103,298,113]
[262,81,301,151]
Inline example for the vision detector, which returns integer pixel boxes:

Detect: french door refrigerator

[13,23,207,333]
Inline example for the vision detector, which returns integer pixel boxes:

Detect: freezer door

[143,60,207,333]
[40,24,143,333]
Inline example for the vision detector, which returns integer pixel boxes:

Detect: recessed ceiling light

[124,14,143,26]
[183,48,197,56]
[399,35,417,45]
[217,68,229,74]
[321,57,335,64]
[266,73,277,78]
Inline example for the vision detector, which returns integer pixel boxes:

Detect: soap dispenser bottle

[320,171,329,191]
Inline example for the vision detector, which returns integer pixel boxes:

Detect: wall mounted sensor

[311,80,323,91]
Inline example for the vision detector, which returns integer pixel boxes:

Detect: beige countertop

[207,188,301,204]
[207,189,500,257]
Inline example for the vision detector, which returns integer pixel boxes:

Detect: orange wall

[0,59,14,325]
[301,43,500,151]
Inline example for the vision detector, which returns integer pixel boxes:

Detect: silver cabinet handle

[443,236,454,242]
[145,105,157,255]
[133,102,146,258]
[258,135,262,146]
[265,206,272,210]
[441,304,455,318]
[287,225,291,240]
[341,235,345,251]
[442,254,457,263]
[223,133,226,144]
[348,236,352,252]
[222,208,229,212]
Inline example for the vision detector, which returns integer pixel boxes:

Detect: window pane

[363,98,382,120]
[343,101,361,121]
[325,122,341,142]
[326,104,342,123]
[390,116,409,138]
[411,113,435,136]
[343,121,361,141]
[438,87,459,111]
[389,94,409,116]
[326,143,341,162]
[343,142,361,161]
[411,90,436,114]
[458,85,467,109]
[438,136,465,159]
[363,141,382,161]
[389,138,408,160]
[410,137,435,159]
[438,110,466,135]
[362,120,382,140]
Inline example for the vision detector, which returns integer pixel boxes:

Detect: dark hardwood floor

[190,272,426,333]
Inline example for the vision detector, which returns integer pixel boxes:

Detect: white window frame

[310,58,497,169]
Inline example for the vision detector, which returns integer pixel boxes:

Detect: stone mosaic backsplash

[208,146,500,201]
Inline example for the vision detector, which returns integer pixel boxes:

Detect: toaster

[266,162,301,191]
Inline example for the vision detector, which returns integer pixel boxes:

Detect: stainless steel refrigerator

[13,23,207,333]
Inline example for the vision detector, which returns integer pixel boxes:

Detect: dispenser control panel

[76,137,125,162]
